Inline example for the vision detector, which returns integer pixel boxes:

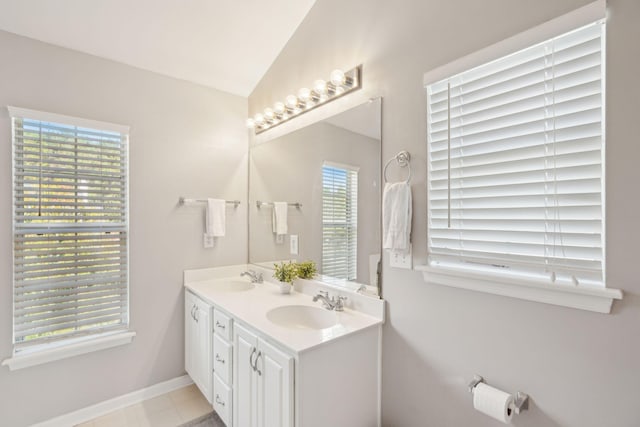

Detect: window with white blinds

[426,21,605,288]
[322,162,358,281]
[10,107,129,352]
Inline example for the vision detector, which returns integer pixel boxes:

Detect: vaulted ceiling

[0,0,316,96]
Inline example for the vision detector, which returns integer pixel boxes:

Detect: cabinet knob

[216,320,226,330]
[216,353,225,364]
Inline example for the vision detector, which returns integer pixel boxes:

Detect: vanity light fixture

[247,65,362,134]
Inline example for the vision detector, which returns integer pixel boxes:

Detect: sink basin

[266,305,337,330]
[209,280,255,292]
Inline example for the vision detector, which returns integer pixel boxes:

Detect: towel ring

[384,151,411,183]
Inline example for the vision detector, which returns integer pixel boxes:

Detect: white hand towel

[272,202,288,235]
[206,198,226,237]
[382,182,412,252]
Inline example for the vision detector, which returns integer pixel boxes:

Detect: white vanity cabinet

[233,323,294,427]
[185,290,212,403]
[184,270,384,427]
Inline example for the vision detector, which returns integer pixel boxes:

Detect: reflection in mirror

[249,99,382,296]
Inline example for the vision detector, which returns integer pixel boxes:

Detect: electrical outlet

[389,245,412,269]
[203,233,215,248]
[290,234,299,255]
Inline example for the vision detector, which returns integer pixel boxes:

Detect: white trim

[415,265,622,314]
[2,331,136,371]
[423,0,606,85]
[7,106,130,134]
[30,374,193,427]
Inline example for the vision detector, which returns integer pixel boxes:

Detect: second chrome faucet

[240,270,263,283]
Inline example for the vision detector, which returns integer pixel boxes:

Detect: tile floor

[76,384,213,427]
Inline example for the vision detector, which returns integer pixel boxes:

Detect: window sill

[1,331,136,371]
[415,265,622,314]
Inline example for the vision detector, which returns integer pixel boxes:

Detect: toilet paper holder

[468,375,529,415]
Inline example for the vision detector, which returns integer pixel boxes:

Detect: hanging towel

[382,182,412,252]
[206,198,226,237]
[272,202,288,235]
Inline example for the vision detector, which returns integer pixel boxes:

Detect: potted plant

[273,261,298,294]
[296,260,317,280]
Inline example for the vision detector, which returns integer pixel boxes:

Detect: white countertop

[185,272,383,355]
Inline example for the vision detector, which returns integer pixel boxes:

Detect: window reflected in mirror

[322,162,358,281]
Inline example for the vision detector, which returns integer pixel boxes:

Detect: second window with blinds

[425,21,605,289]
[322,162,358,281]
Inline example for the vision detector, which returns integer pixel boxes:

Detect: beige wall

[249,121,380,284]
[0,31,248,426]
[250,0,640,426]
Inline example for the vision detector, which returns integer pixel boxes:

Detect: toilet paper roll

[473,382,514,424]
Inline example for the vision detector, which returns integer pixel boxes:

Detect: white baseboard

[31,374,193,427]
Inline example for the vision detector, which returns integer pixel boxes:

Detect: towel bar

[179,197,240,207]
[256,201,302,209]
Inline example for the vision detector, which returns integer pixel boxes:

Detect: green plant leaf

[273,261,298,284]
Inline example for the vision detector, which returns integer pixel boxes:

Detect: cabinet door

[257,338,294,427]
[195,298,212,403]
[234,323,258,427]
[185,292,197,378]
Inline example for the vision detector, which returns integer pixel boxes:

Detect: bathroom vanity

[184,265,384,427]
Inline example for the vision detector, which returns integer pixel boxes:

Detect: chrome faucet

[313,291,347,311]
[240,270,263,283]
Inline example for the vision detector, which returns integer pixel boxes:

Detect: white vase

[278,281,292,294]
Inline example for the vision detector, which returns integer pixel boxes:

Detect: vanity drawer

[213,333,232,384]
[213,310,232,341]
[213,373,232,426]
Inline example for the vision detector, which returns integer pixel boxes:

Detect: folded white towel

[272,202,288,235]
[382,182,412,252]
[206,198,226,237]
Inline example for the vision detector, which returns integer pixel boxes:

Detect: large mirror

[249,98,382,296]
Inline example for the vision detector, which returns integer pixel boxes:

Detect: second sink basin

[266,305,337,330]
[208,280,255,292]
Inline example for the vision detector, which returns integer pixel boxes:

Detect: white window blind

[426,21,605,287]
[10,107,129,351]
[322,162,358,281]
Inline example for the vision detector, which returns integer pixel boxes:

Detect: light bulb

[274,102,286,115]
[245,118,255,128]
[254,113,264,124]
[298,87,311,102]
[285,94,298,108]
[313,79,327,95]
[330,69,346,86]
[264,108,274,120]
